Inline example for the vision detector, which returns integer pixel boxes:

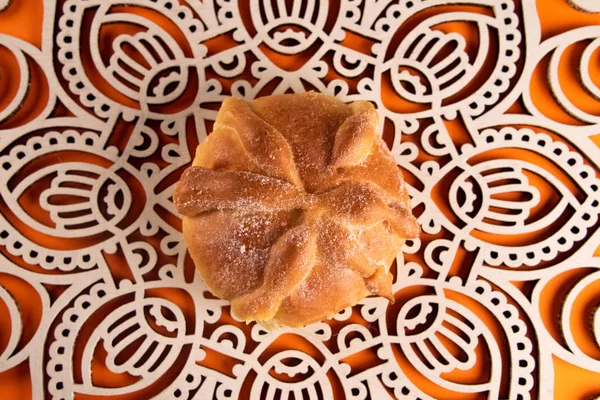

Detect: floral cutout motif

[0,0,600,399]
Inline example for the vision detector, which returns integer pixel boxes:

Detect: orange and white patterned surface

[2,0,600,398]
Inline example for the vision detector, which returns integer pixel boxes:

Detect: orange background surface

[1,0,600,398]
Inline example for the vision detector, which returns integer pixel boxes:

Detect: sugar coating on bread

[174,92,419,328]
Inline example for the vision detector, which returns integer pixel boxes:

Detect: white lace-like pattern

[1,0,600,398]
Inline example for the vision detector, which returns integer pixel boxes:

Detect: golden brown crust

[331,102,377,169]
[174,92,419,328]
[174,166,306,216]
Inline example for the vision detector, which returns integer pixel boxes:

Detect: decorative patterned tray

[2,0,600,398]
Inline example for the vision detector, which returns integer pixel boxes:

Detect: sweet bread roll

[174,92,419,328]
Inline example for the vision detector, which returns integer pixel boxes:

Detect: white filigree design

[251,0,329,55]
[2,0,600,399]
[106,31,189,104]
